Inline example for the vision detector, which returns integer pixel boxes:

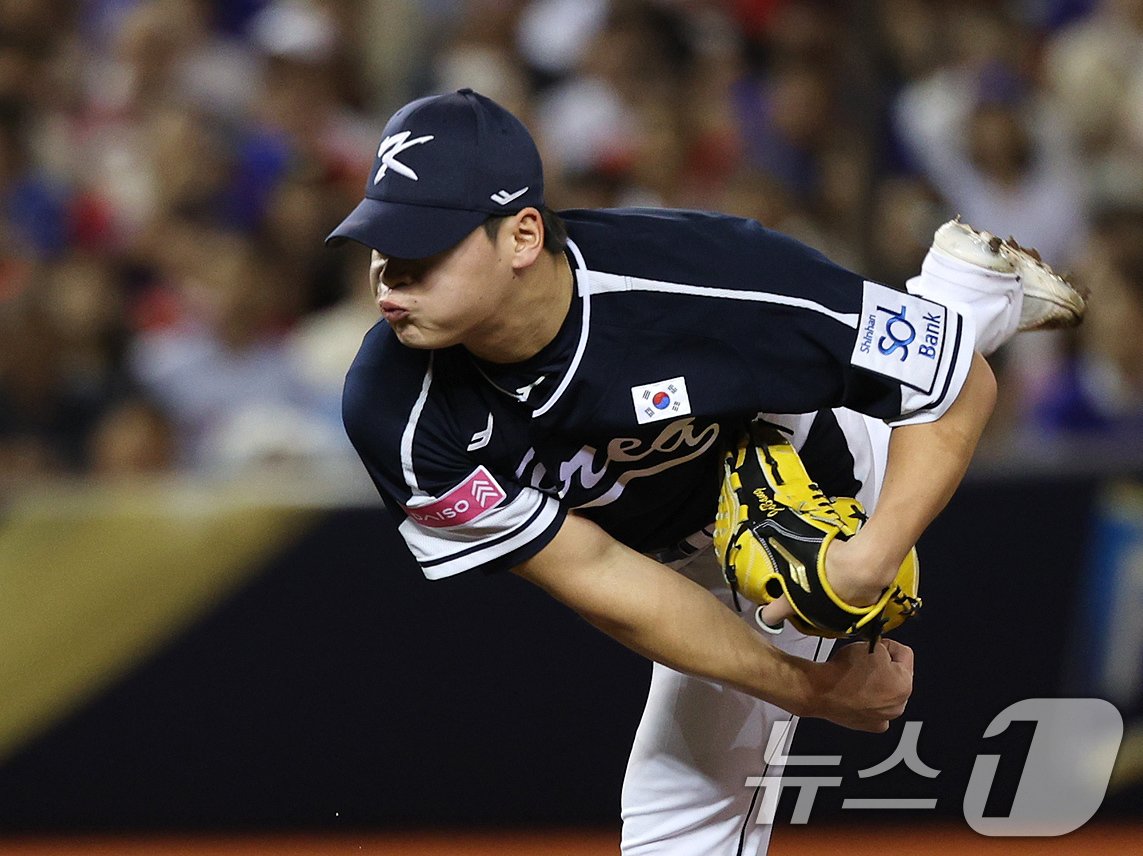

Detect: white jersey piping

[532,237,593,418]
[400,352,434,496]
[585,270,860,328]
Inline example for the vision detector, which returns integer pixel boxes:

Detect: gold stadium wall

[0,469,1140,843]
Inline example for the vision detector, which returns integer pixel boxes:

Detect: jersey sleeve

[343,331,565,580]
[714,218,977,426]
[846,280,977,427]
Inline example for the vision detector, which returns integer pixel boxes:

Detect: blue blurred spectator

[1031,206,1143,435]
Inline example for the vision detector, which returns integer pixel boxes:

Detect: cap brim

[325,197,488,259]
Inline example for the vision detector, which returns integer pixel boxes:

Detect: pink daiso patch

[403,466,507,528]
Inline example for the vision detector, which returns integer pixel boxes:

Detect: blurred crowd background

[2,0,1143,488]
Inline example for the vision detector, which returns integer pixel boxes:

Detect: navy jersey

[342,208,974,579]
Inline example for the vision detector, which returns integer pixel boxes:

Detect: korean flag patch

[850,281,948,394]
[632,376,692,424]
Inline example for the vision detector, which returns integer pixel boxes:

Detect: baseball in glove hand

[712,422,921,645]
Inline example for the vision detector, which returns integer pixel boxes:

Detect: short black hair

[481,206,568,254]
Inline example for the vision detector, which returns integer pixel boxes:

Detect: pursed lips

[380,300,410,321]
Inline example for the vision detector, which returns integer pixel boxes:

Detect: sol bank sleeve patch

[850,281,949,395]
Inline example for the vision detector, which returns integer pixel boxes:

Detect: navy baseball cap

[326,88,545,258]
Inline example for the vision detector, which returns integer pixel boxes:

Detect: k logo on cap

[327,88,546,259]
[374,131,436,183]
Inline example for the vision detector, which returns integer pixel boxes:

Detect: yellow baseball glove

[712,422,921,644]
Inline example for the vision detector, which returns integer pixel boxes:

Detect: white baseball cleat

[932,217,1087,331]
[932,217,1012,273]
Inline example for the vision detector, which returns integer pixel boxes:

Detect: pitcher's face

[370,224,513,351]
